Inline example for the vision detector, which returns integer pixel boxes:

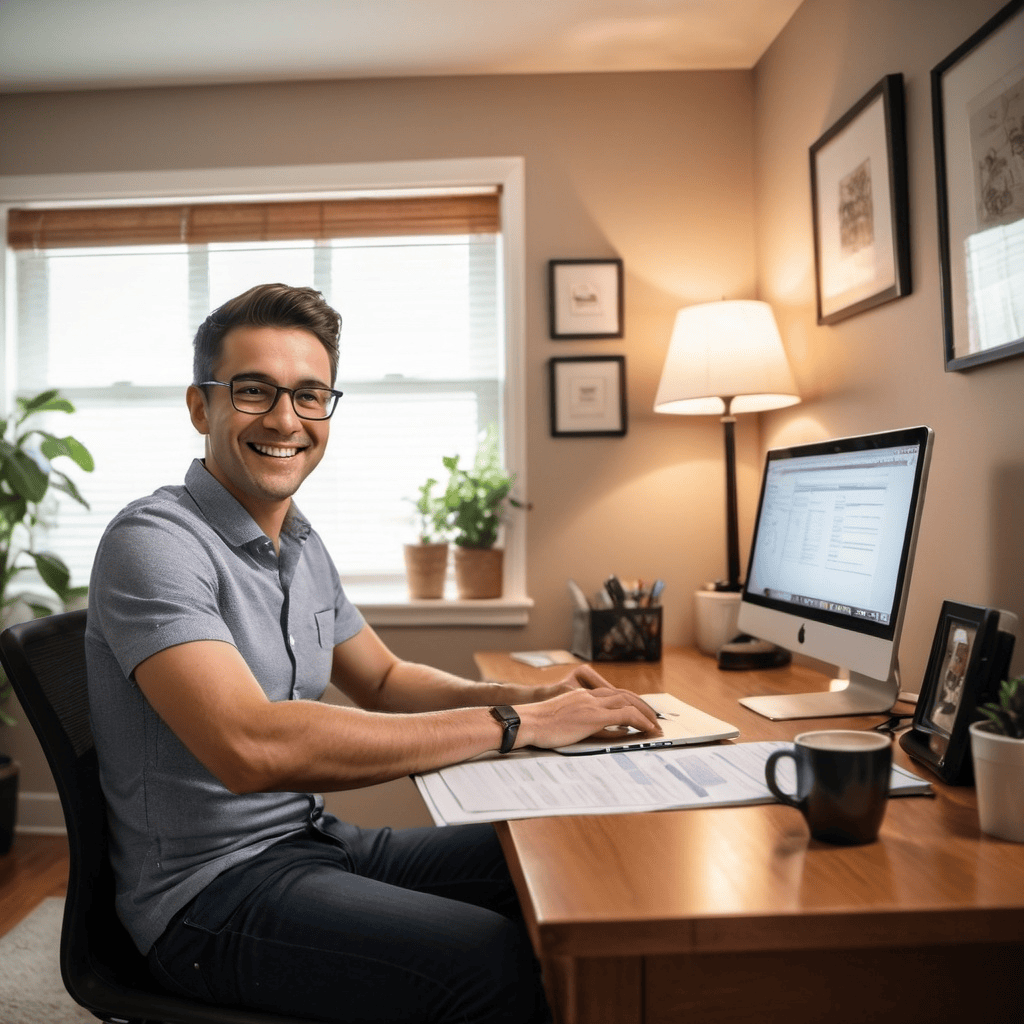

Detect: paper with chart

[414,740,932,826]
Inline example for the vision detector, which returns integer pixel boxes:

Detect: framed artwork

[809,74,911,325]
[932,0,1024,371]
[899,600,1016,785]
[548,356,627,437]
[548,259,624,339]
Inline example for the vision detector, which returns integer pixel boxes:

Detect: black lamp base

[717,635,792,671]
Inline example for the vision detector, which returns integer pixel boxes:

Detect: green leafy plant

[1,390,95,725]
[409,477,449,544]
[440,425,520,550]
[978,677,1024,739]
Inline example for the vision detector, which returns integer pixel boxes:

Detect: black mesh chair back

[0,610,315,1024]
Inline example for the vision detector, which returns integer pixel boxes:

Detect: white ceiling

[0,0,803,94]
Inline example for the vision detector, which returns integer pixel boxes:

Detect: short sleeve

[89,501,236,679]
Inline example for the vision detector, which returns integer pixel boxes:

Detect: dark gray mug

[765,730,892,845]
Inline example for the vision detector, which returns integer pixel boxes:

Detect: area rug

[0,898,95,1023]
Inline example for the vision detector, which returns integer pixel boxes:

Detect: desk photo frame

[810,74,911,324]
[899,600,1016,784]
[932,0,1024,371]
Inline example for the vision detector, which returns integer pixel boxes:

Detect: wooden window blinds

[6,192,501,250]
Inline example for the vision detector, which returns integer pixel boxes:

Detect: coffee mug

[765,730,892,845]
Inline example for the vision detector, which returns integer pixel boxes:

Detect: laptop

[553,692,739,756]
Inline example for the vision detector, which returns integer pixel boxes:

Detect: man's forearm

[372,660,558,713]
[245,699,507,792]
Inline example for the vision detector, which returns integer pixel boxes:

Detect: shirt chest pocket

[290,609,337,702]
[314,608,335,649]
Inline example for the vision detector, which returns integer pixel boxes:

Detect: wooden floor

[0,833,69,938]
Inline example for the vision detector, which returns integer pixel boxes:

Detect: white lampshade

[654,300,800,416]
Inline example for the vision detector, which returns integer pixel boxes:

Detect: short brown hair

[192,283,341,385]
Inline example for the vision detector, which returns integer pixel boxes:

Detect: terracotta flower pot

[453,547,504,600]
[403,543,449,599]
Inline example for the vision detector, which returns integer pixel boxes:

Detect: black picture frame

[548,356,627,437]
[548,259,624,339]
[809,74,911,325]
[932,0,1024,371]
[899,600,1016,784]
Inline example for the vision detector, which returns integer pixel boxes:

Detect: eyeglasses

[199,378,344,421]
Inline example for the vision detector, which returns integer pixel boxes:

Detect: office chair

[0,610,316,1024]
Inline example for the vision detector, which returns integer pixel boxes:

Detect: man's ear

[186,385,210,435]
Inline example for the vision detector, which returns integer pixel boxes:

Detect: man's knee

[448,913,549,1024]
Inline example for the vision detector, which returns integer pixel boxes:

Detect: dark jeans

[147,817,550,1023]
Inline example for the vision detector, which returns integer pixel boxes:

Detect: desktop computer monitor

[737,425,934,720]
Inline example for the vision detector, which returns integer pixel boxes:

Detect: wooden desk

[475,648,1024,1024]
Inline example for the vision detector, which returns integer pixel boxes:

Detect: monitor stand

[738,664,900,721]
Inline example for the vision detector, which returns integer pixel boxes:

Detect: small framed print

[899,601,1016,784]
[548,259,624,339]
[809,74,911,324]
[932,0,1024,371]
[549,356,627,437]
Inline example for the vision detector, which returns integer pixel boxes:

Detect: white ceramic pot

[694,589,741,657]
[969,720,1024,842]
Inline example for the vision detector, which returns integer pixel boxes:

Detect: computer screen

[737,425,933,720]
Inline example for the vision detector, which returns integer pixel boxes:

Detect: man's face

[187,324,333,519]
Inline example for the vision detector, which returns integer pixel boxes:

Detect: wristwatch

[489,705,521,755]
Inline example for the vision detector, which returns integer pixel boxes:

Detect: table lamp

[654,300,800,657]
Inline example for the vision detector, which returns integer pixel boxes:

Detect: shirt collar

[182,458,311,550]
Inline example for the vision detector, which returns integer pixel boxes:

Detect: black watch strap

[489,705,521,755]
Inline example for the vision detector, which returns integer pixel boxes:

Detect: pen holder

[571,607,662,662]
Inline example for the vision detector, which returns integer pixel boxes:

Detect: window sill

[345,582,533,627]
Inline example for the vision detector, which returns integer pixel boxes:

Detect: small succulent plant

[978,677,1024,739]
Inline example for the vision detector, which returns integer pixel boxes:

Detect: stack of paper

[414,740,932,827]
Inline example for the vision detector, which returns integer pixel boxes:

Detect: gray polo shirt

[85,459,364,954]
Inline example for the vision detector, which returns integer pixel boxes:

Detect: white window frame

[1,158,531,626]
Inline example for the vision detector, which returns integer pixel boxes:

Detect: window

[2,160,529,625]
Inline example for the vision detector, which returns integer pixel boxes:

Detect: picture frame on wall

[932,0,1024,372]
[548,259,624,339]
[809,74,911,325]
[548,356,627,437]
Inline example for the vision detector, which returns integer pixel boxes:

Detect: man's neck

[199,458,290,553]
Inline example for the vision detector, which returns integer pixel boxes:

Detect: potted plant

[403,476,450,599]
[1,389,94,854]
[969,676,1024,842]
[440,425,519,600]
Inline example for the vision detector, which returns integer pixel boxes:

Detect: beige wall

[754,0,1024,698]
[2,70,759,828]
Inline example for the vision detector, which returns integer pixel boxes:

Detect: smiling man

[85,283,658,1024]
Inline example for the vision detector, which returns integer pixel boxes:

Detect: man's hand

[553,662,619,692]
[512,687,661,751]
[518,662,620,704]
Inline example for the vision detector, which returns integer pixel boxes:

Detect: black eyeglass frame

[199,378,344,421]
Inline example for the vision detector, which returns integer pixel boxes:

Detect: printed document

[414,740,931,826]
